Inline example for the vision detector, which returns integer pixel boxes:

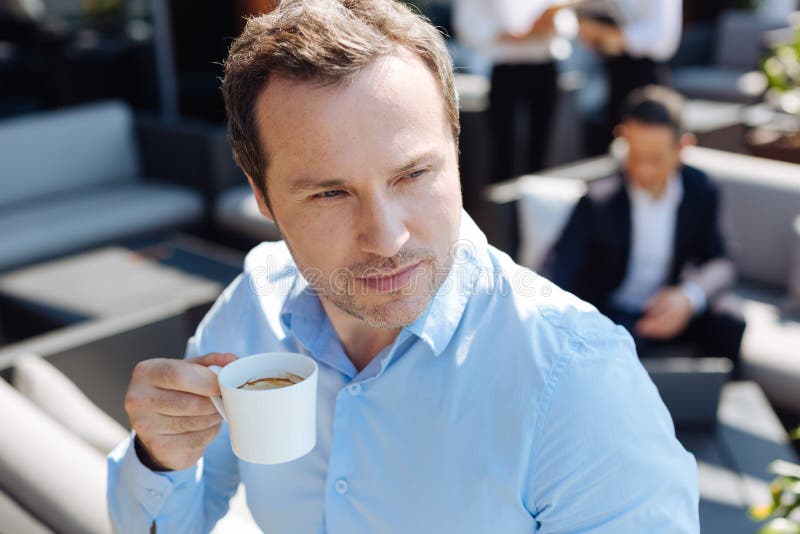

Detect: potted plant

[750,427,800,533]
[748,15,800,164]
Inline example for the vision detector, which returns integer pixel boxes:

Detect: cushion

[736,286,800,415]
[516,176,586,271]
[214,184,282,242]
[0,489,52,534]
[12,354,128,454]
[0,377,112,534]
[0,100,138,209]
[0,182,203,271]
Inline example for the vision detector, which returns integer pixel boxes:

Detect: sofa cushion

[0,182,204,271]
[0,101,139,209]
[516,176,586,271]
[0,377,112,534]
[0,489,52,534]
[12,354,128,454]
[214,184,282,242]
[735,285,800,415]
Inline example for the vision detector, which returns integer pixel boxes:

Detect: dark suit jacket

[543,165,729,313]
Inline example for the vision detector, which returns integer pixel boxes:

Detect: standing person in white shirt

[453,0,574,182]
[575,0,682,153]
[546,85,745,375]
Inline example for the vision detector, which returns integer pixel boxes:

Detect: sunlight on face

[620,120,682,198]
[251,48,462,329]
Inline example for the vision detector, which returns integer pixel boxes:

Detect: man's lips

[357,261,424,291]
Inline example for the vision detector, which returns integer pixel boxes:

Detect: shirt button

[348,383,362,396]
[147,489,163,498]
[334,478,349,494]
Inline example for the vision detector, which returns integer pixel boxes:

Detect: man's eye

[406,168,427,180]
[313,190,344,200]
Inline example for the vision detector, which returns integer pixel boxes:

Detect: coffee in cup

[238,371,304,391]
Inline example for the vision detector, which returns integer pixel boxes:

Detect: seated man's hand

[634,287,693,340]
[124,352,238,471]
[498,6,558,42]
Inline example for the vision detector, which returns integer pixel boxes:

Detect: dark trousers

[488,61,558,183]
[586,54,667,155]
[604,299,746,379]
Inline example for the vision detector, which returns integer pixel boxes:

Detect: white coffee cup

[208,352,318,464]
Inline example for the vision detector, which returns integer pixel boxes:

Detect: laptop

[641,357,733,430]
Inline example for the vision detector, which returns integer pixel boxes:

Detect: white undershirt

[610,173,683,313]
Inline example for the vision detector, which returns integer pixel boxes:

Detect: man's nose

[357,195,410,259]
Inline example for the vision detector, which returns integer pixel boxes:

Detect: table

[0,233,243,345]
[683,381,799,532]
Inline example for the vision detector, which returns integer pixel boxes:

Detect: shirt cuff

[680,280,707,316]
[111,432,202,519]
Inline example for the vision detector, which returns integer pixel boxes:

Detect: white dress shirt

[453,0,577,64]
[611,173,707,314]
[576,0,682,61]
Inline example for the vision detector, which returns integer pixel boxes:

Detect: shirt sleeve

[107,329,242,533]
[453,0,550,48]
[525,324,700,532]
[622,0,682,61]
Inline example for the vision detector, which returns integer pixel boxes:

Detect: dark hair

[221,0,458,208]
[619,85,684,138]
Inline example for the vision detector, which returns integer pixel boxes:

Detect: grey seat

[0,100,206,272]
[672,10,789,103]
[0,183,203,271]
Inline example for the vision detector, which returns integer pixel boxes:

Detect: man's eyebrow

[286,150,440,194]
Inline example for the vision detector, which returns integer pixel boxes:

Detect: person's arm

[453,0,553,49]
[525,325,700,532]
[107,334,242,533]
[621,0,682,61]
[541,194,593,299]
[679,181,736,312]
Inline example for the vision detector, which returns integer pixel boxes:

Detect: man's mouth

[357,261,424,291]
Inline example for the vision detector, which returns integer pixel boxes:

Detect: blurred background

[0,0,799,532]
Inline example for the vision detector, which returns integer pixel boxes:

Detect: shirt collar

[628,171,683,205]
[278,208,486,358]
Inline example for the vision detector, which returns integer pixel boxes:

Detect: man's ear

[612,123,627,139]
[678,132,697,151]
[244,173,275,222]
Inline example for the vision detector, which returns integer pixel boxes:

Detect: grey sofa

[0,100,207,272]
[484,146,800,416]
[0,302,259,533]
[672,10,790,103]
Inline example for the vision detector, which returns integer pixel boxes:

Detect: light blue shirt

[108,210,699,533]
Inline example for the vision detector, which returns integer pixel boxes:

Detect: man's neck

[319,298,401,373]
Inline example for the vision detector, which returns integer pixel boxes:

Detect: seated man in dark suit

[544,85,745,373]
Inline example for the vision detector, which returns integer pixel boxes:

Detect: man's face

[619,119,683,197]
[248,49,462,329]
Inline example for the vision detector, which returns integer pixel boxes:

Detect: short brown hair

[221,0,459,205]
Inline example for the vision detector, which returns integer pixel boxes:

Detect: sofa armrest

[789,214,800,307]
[135,115,247,199]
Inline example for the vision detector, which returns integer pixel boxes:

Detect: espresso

[238,371,304,391]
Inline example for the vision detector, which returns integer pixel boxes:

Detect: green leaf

[790,427,800,441]
[758,518,800,534]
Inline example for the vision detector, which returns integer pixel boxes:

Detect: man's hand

[124,352,238,471]
[634,287,693,340]
[577,18,625,56]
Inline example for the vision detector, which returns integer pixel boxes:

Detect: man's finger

[148,388,220,416]
[187,352,239,368]
[141,359,220,396]
[151,413,223,435]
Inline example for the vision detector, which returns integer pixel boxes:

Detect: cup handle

[207,365,227,422]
